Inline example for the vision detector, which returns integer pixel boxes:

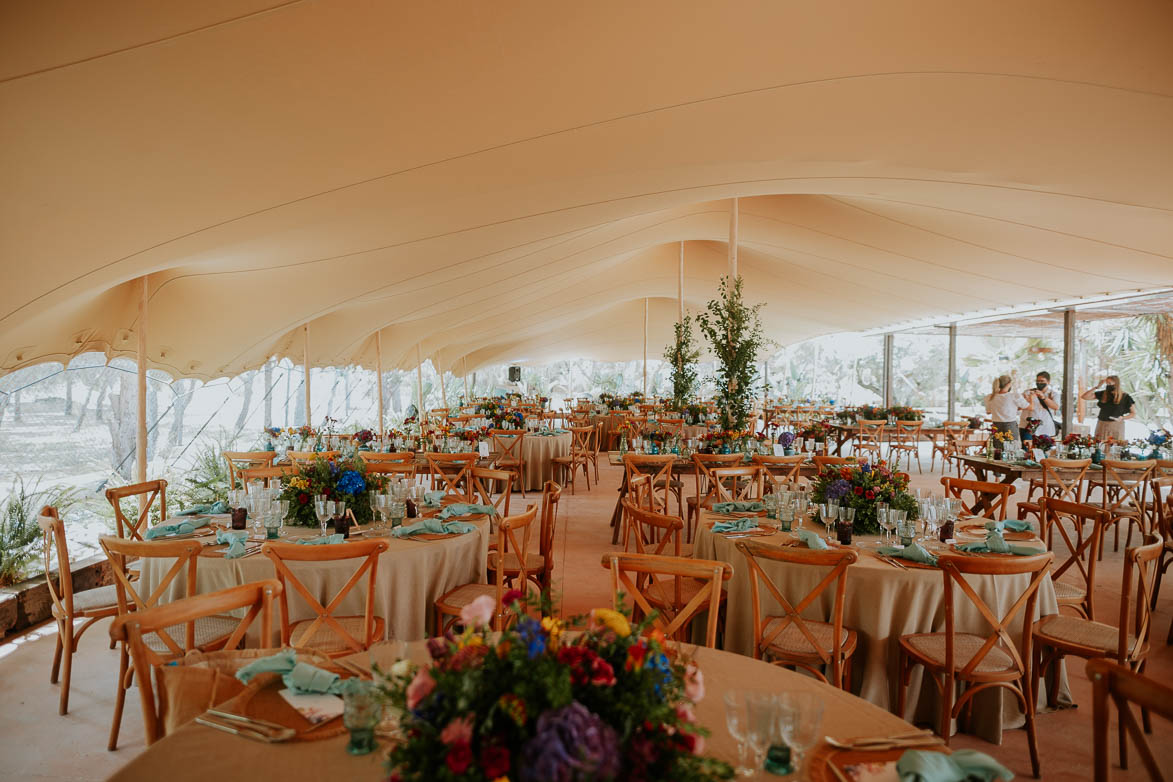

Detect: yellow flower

[287,476,309,490]
[590,608,631,638]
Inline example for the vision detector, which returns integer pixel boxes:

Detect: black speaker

[508,365,521,382]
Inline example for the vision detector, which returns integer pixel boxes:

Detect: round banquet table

[107,639,924,782]
[137,515,490,642]
[692,510,1072,743]
[514,430,572,491]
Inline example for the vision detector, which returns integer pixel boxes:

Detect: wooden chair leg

[58,625,74,716]
[1021,682,1042,778]
[940,673,954,745]
[108,644,129,751]
[896,651,910,720]
[50,625,64,684]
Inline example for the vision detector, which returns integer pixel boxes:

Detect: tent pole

[882,334,894,407]
[1061,309,1076,436]
[136,277,148,483]
[303,325,311,427]
[643,297,649,397]
[947,324,957,420]
[375,331,384,435]
[438,359,448,410]
[678,241,685,322]
[416,343,426,422]
[728,197,739,279]
[462,358,470,401]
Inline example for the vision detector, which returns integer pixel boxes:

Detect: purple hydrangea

[777,432,795,448]
[826,478,851,501]
[520,702,620,782]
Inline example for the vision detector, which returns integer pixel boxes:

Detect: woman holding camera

[1021,371,1059,439]
[1080,374,1136,442]
[985,374,1028,451]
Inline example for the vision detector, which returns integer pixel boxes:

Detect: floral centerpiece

[1033,433,1055,452]
[798,419,833,444]
[262,426,282,450]
[289,424,316,449]
[478,401,525,430]
[1062,433,1096,450]
[810,460,918,535]
[854,404,886,422]
[683,403,707,426]
[884,405,922,421]
[777,431,796,452]
[353,429,376,448]
[278,456,387,526]
[380,594,732,782]
[701,430,743,453]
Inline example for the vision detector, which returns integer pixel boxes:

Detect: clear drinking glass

[724,691,753,778]
[746,693,775,772]
[313,496,330,535]
[778,691,824,777]
[821,505,836,539]
[343,687,382,755]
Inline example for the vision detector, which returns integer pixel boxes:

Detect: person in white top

[984,374,1028,452]
[1019,371,1059,439]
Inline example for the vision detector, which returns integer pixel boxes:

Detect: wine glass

[779,691,824,777]
[745,693,775,773]
[821,504,836,540]
[723,691,753,778]
[313,496,330,535]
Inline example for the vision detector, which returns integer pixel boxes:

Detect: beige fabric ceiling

[2,0,1172,380]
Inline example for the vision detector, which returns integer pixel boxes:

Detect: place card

[478,442,490,458]
[278,689,344,725]
[772,444,785,456]
[839,760,900,781]
[1032,447,1045,462]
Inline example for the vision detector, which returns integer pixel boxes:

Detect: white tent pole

[136,276,148,483]
[375,331,384,435]
[462,358,470,401]
[678,241,685,322]
[643,297,649,397]
[415,343,426,422]
[438,359,448,410]
[303,324,311,426]
[728,197,739,279]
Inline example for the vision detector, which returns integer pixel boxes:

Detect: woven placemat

[232,673,348,742]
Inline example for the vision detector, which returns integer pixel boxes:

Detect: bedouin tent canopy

[2,0,1172,381]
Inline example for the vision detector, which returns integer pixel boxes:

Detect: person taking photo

[1020,371,1059,439]
[1079,374,1136,442]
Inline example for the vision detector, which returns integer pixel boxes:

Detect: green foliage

[809,461,918,535]
[663,316,700,410]
[0,478,79,585]
[278,457,387,526]
[173,441,231,510]
[697,276,769,432]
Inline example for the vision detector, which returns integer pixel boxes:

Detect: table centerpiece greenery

[278,456,387,526]
[697,276,769,434]
[663,315,700,412]
[810,459,918,535]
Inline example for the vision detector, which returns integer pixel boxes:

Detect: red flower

[853,486,864,496]
[480,744,511,778]
[323,487,332,497]
[502,588,524,606]
[590,656,616,686]
[839,468,851,479]
[297,492,309,505]
[626,640,648,671]
[445,740,472,774]
[865,489,875,500]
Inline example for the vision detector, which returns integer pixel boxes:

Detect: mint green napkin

[295,534,344,545]
[176,501,229,516]
[712,518,758,533]
[984,519,1033,533]
[392,518,477,537]
[713,501,765,514]
[216,529,249,558]
[878,542,939,566]
[144,516,210,539]
[1014,460,1041,468]
[897,748,1012,781]
[234,650,345,695]
[957,531,1038,556]
[797,529,830,550]
[423,490,446,508]
[437,503,495,520]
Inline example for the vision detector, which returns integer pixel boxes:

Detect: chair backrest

[1039,458,1092,503]
[108,580,282,745]
[1156,458,1173,478]
[590,421,605,458]
[626,473,653,512]
[751,454,806,489]
[488,430,525,463]
[940,476,1016,520]
[892,420,924,442]
[538,481,563,562]
[223,451,277,490]
[855,419,886,449]
[567,425,593,456]
[691,453,744,510]
[99,536,204,654]
[262,539,390,655]
[657,418,684,438]
[470,466,513,519]
[1097,460,1155,522]
[490,505,540,629]
[624,453,676,513]
[239,465,296,490]
[425,452,479,499]
[1115,535,1162,666]
[1152,477,1173,547]
[813,455,852,474]
[1089,659,1173,782]
[1040,497,1109,621]
[938,551,1054,681]
[287,450,340,465]
[601,552,732,647]
[710,465,763,502]
[737,540,857,685]
[38,506,74,619]
[357,451,416,464]
[105,480,168,541]
[623,500,684,556]
[362,461,418,478]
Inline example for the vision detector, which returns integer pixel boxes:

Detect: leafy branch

[697,275,770,432]
[662,315,700,410]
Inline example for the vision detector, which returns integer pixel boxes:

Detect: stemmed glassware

[745,694,775,773]
[313,495,330,535]
[778,691,824,777]
[723,691,753,778]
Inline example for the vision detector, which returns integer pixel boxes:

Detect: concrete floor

[2,451,1171,780]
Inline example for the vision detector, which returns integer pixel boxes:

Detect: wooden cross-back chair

[888,420,924,473]
[99,535,230,750]
[1094,460,1156,559]
[687,454,743,541]
[751,454,806,492]
[357,451,416,464]
[623,453,681,518]
[239,465,296,490]
[1041,497,1109,621]
[657,418,685,439]
[489,482,562,592]
[551,425,593,494]
[1089,659,1173,780]
[361,461,418,479]
[223,451,277,489]
[287,450,340,465]
[812,455,853,474]
[737,540,859,689]
[709,465,763,503]
[933,421,970,472]
[586,420,605,483]
[263,539,390,658]
[39,507,118,716]
[939,476,1016,521]
[108,580,281,746]
[1147,478,1173,637]
[623,500,684,557]
[899,551,1054,778]
[470,465,513,520]
[1016,458,1091,545]
[854,419,886,462]
[488,429,527,497]
[105,480,167,541]
[435,504,539,633]
[425,452,479,499]
[601,552,732,648]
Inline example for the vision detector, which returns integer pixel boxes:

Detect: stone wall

[0,556,113,639]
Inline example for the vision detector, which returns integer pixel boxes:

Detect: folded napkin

[1014,459,1042,468]
[176,500,229,516]
[713,501,765,514]
[392,518,478,537]
[437,503,496,520]
[235,649,345,695]
[295,534,344,545]
[216,529,249,558]
[797,529,830,550]
[423,490,445,508]
[877,542,939,566]
[712,518,758,534]
[144,516,210,540]
[956,530,1038,556]
[897,748,1013,782]
[984,519,1033,533]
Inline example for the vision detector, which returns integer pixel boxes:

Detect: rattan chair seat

[1034,615,1138,655]
[902,632,1016,674]
[288,616,387,654]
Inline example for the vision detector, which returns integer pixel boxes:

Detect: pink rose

[440,713,475,745]
[675,703,697,724]
[683,662,705,703]
[405,668,435,710]
[460,594,496,628]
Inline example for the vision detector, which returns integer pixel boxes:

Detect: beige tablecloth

[108,639,920,782]
[692,511,1071,743]
[511,431,572,490]
[138,517,490,642]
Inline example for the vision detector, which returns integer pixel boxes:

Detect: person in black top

[1079,374,1136,442]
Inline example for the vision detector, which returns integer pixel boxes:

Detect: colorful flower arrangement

[798,419,833,444]
[1023,418,1042,434]
[477,401,526,430]
[353,429,376,447]
[777,431,796,450]
[810,459,918,535]
[1149,429,1171,448]
[379,594,732,782]
[278,456,387,526]
[701,430,744,452]
[263,426,283,441]
[884,405,922,421]
[1062,433,1097,449]
[684,403,707,425]
[1033,433,1055,452]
